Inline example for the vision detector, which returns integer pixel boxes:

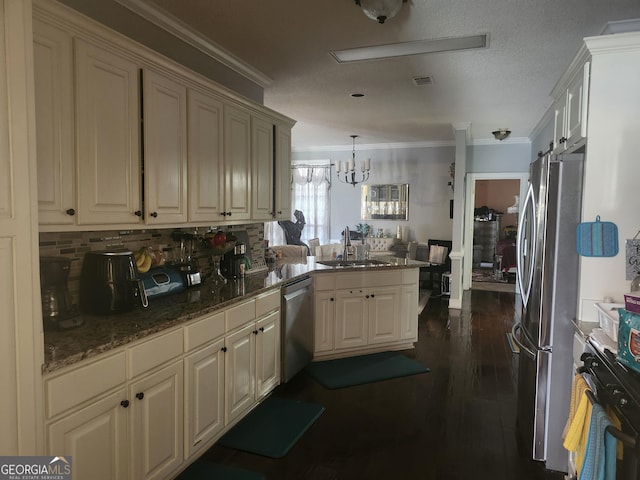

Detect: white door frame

[463,172,529,290]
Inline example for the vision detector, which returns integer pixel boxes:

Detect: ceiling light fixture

[331,34,488,63]
[335,135,371,187]
[355,0,407,24]
[492,128,511,141]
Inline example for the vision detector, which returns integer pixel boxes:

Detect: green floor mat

[218,396,325,458]
[305,351,430,389]
[175,460,266,480]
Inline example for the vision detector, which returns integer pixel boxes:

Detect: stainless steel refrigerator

[512,152,584,473]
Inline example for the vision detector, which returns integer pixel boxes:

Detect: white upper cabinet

[33,19,75,225]
[565,62,590,148]
[75,39,142,225]
[274,122,293,221]
[33,5,294,230]
[143,69,188,225]
[187,88,224,223]
[251,115,275,221]
[552,60,590,153]
[223,105,252,221]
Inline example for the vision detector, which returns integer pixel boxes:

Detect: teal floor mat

[305,351,429,389]
[218,396,325,458]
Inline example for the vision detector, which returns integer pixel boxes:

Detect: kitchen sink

[315,259,390,268]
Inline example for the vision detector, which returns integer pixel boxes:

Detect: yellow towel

[563,389,593,474]
[563,374,590,439]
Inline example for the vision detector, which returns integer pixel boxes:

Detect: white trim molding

[113,0,272,87]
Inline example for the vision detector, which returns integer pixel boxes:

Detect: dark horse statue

[278,210,310,255]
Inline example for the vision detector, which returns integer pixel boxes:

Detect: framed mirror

[361,184,409,221]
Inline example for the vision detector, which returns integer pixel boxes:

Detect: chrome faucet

[343,226,354,260]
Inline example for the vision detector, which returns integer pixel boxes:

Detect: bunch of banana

[134,247,152,273]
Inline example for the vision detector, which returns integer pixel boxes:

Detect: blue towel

[579,403,617,480]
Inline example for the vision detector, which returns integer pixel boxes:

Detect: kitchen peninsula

[42,257,425,480]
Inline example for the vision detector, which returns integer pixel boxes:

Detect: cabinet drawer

[128,328,184,378]
[256,289,280,317]
[184,311,225,352]
[45,351,126,418]
[225,298,256,332]
[314,273,336,291]
[335,270,402,290]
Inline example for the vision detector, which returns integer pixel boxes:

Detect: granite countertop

[43,255,426,374]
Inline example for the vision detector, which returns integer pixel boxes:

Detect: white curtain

[264,165,331,247]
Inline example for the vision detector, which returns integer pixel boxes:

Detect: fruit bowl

[203,240,236,256]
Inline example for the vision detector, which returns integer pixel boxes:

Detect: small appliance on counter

[220,242,247,279]
[171,230,202,287]
[80,250,148,315]
[40,256,84,331]
[139,265,186,299]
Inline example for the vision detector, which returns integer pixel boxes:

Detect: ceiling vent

[413,75,434,86]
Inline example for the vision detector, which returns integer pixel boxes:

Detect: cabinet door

[224,323,256,425]
[256,310,280,399]
[565,62,589,149]
[75,39,141,225]
[251,115,275,220]
[274,122,292,220]
[368,286,401,344]
[184,338,224,460]
[335,289,368,350]
[314,291,335,353]
[143,69,188,224]
[552,92,567,153]
[47,389,128,480]
[33,19,75,225]
[187,89,224,222]
[130,361,184,480]
[223,105,251,220]
[400,284,419,341]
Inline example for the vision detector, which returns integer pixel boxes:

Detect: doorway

[463,173,528,292]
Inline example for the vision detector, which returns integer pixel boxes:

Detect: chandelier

[336,135,370,187]
[355,0,407,24]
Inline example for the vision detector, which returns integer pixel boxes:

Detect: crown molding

[292,136,530,153]
[292,140,455,153]
[114,0,272,87]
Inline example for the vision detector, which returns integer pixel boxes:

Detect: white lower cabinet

[45,358,182,480]
[224,323,256,425]
[225,308,280,425]
[44,288,282,479]
[255,310,281,399]
[129,361,184,480]
[47,389,128,480]
[314,291,336,353]
[184,338,225,459]
[314,268,419,358]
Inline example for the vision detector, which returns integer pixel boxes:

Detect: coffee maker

[40,256,84,331]
[220,243,247,279]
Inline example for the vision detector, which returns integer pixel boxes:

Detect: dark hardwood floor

[200,290,560,480]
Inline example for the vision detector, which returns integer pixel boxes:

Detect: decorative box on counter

[624,291,640,314]
[617,309,640,373]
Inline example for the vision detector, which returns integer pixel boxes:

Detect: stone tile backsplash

[39,224,266,307]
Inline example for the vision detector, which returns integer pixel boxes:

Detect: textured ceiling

[139,0,640,150]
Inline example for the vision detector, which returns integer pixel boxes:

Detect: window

[264,163,331,247]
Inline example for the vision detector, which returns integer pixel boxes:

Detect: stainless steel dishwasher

[281,275,313,382]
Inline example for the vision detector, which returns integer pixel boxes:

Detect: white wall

[577,34,640,321]
[293,145,455,244]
